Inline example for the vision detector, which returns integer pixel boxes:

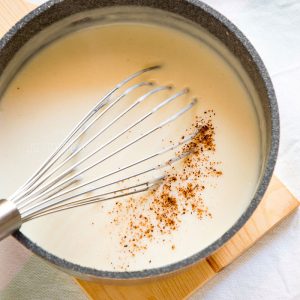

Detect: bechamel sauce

[0,22,262,271]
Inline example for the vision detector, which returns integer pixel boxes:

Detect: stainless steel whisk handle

[0,199,22,241]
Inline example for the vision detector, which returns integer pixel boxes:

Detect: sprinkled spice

[109,111,222,264]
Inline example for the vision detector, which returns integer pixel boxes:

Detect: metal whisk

[0,65,197,241]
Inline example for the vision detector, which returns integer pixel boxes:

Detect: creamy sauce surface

[0,23,262,271]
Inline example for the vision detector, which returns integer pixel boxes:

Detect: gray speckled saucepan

[0,0,279,282]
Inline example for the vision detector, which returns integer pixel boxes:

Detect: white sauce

[0,22,262,271]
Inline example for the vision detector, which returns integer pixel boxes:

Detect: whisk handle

[0,199,22,241]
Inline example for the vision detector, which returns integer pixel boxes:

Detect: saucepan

[0,0,279,281]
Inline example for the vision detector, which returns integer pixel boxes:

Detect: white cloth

[191,1,300,299]
[20,0,300,299]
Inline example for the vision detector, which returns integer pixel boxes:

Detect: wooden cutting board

[0,1,299,299]
[75,177,299,300]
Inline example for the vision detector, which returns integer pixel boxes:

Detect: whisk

[0,65,197,241]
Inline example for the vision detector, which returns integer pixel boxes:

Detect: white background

[22,0,300,298]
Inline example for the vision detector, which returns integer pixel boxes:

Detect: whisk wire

[14,81,155,203]
[17,95,196,215]
[10,66,161,202]
[16,87,192,208]
[22,179,160,222]
[2,65,203,231]
[19,131,195,218]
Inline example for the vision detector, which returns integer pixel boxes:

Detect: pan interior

[0,7,266,273]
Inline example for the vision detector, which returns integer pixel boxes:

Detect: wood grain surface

[76,177,299,300]
[0,1,299,299]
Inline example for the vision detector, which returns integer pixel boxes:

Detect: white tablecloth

[192,1,300,299]
[1,1,300,299]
